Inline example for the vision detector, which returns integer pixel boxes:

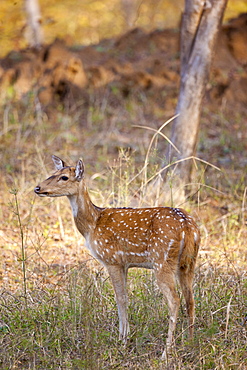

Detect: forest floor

[0,14,247,369]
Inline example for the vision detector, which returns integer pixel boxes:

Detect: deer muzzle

[34,186,49,196]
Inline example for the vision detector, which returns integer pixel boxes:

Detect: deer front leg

[106,264,129,342]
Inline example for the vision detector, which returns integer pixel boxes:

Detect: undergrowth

[0,267,246,369]
[0,94,247,369]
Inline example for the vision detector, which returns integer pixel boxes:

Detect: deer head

[34,155,84,197]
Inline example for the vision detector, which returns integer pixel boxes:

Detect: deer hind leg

[154,266,180,355]
[178,267,195,340]
[106,264,129,342]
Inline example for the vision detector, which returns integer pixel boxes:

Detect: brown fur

[35,156,200,358]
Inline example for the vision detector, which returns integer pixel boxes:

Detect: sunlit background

[1,0,247,57]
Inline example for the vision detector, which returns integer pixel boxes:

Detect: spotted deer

[34,155,200,358]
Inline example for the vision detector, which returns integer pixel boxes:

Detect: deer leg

[106,264,129,342]
[154,267,180,357]
[178,268,195,339]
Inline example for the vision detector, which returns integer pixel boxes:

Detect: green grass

[0,266,246,369]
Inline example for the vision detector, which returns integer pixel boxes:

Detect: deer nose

[34,186,41,194]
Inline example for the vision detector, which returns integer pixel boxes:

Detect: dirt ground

[0,13,246,118]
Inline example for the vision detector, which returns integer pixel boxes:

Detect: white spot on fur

[194,232,198,242]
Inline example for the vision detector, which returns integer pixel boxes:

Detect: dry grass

[0,91,247,369]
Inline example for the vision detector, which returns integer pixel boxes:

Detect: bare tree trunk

[165,0,228,186]
[120,0,141,29]
[24,0,43,48]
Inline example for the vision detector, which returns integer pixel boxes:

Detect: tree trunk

[165,0,228,186]
[24,0,43,48]
[121,0,139,29]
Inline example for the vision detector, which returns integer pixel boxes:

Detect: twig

[9,188,28,308]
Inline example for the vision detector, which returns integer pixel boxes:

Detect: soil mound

[0,13,246,115]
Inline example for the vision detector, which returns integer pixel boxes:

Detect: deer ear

[75,159,84,181]
[52,155,67,170]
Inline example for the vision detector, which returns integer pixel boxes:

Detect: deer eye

[60,176,69,181]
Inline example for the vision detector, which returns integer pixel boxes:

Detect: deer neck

[67,181,101,237]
